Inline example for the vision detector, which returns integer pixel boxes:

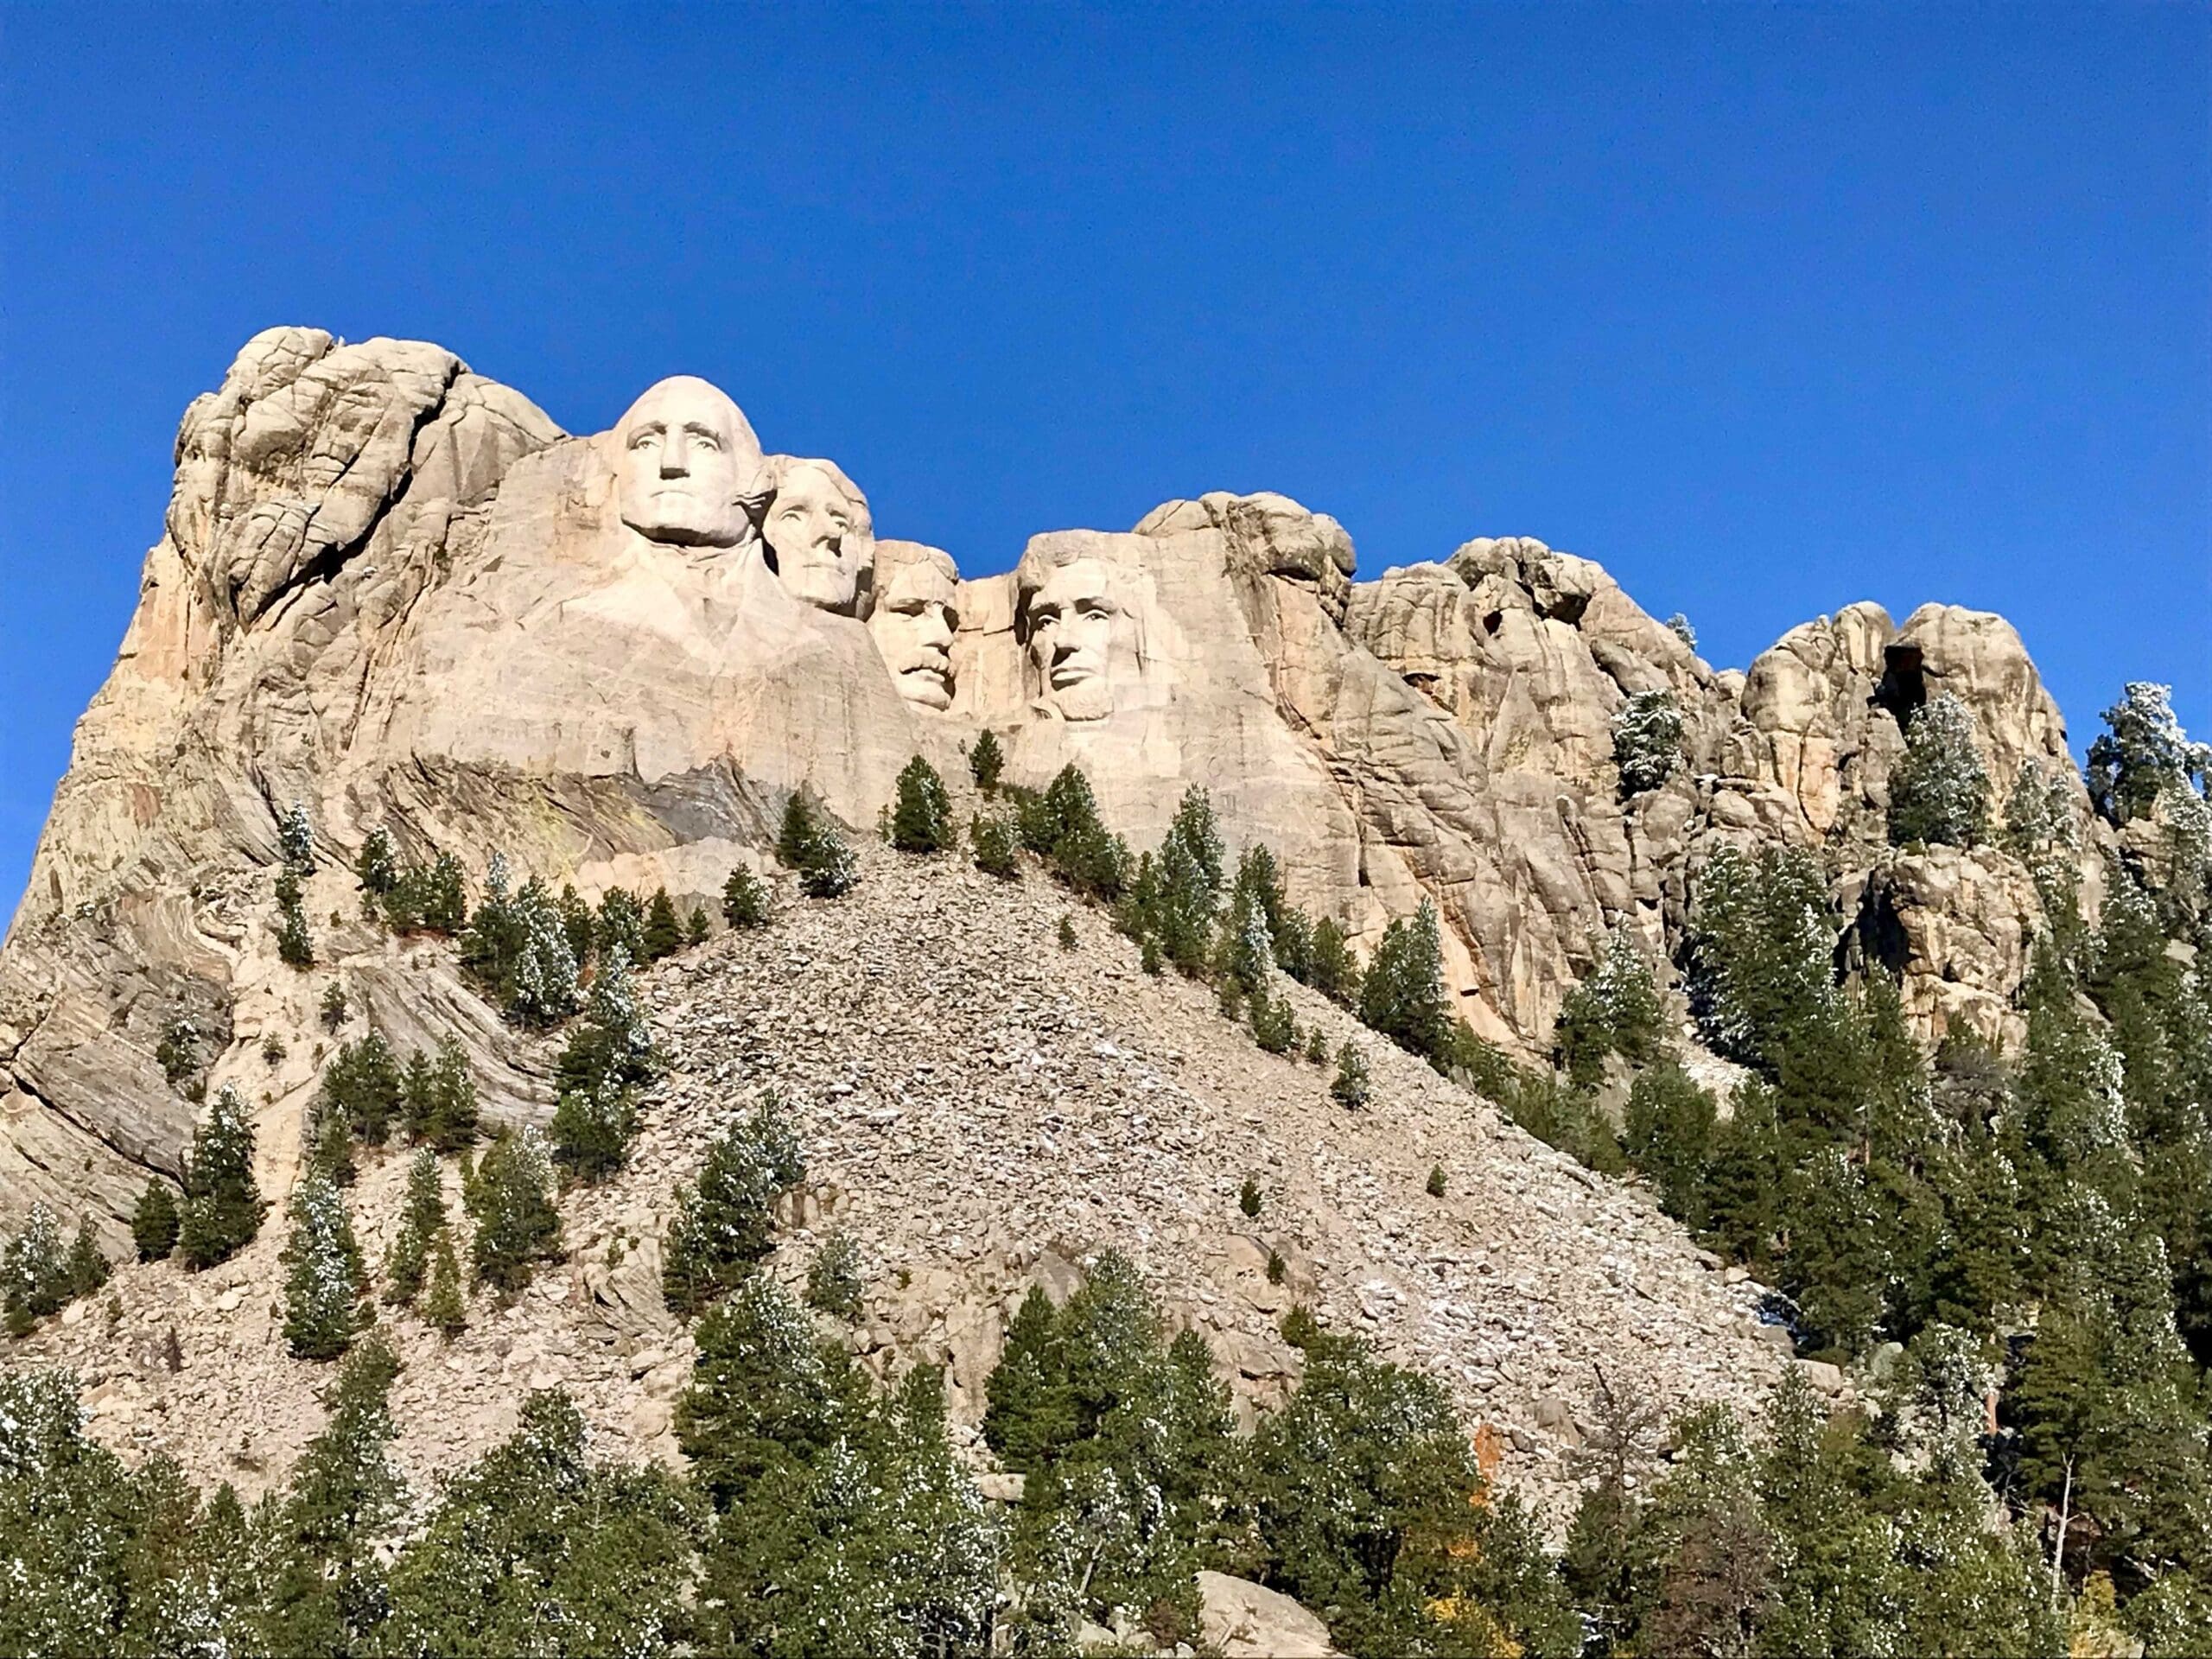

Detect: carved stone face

[765,461,870,613]
[870,556,959,710]
[1027,557,1136,722]
[614,377,760,548]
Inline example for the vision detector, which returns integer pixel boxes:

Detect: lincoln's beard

[1047,669,1114,722]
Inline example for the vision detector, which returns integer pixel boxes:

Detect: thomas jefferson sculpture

[760,455,873,614]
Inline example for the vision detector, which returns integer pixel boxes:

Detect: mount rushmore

[0,326,2096,1230]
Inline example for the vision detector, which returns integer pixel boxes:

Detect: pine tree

[1624,1061,1718,1229]
[3,1204,70,1333]
[721,864,771,927]
[318,981,348,1032]
[1888,691,1991,847]
[970,811,1020,879]
[133,1178,181,1262]
[417,851,467,932]
[641,887,683,960]
[510,878,582,1027]
[321,1031,402,1147]
[1251,989,1297,1054]
[281,1167,369,1361]
[305,1086,358,1188]
[892,755,955,852]
[550,1080,638,1183]
[1358,899,1455,1070]
[684,904,710,945]
[1612,688,1684,798]
[423,1229,466,1338]
[1554,928,1666,1087]
[277,802,315,874]
[468,1127,563,1293]
[1308,916,1360,1005]
[275,870,315,969]
[382,1150,445,1306]
[1331,1040,1371,1109]
[663,1094,806,1316]
[804,1231,863,1319]
[63,1217,109,1300]
[401,1033,478,1150]
[594,887,646,963]
[1149,786,1225,972]
[2088,682,2209,826]
[355,827,398,899]
[178,1085,265,1270]
[969,728,1006,796]
[778,790,860,898]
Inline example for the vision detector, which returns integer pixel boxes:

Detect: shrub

[1057,913,1077,950]
[1887,691,1990,847]
[1427,1164,1447,1198]
[721,864,770,928]
[132,1179,181,1262]
[1240,1175,1263,1217]
[1305,1025,1330,1064]
[1612,689,1684,798]
[1251,990,1297,1054]
[892,755,955,853]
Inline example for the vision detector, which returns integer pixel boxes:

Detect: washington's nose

[659,431,690,477]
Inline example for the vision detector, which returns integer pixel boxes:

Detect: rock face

[3,328,2098,1248]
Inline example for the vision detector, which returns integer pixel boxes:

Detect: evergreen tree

[354,827,398,899]
[132,1178,181,1262]
[595,887,647,963]
[1612,687,1684,797]
[400,1033,479,1150]
[804,1230,863,1318]
[676,1271,874,1509]
[62,1218,108,1301]
[280,1167,369,1361]
[1889,691,1992,847]
[3,1205,70,1334]
[460,852,524,995]
[245,1336,404,1656]
[891,754,955,852]
[467,1127,563,1293]
[178,1085,265,1270]
[383,1150,445,1306]
[1624,1060,1718,1229]
[274,869,315,969]
[721,863,771,927]
[1331,1039,1371,1108]
[641,886,683,960]
[381,1389,699,1656]
[970,810,1020,879]
[416,851,467,932]
[1358,899,1456,1070]
[1016,765,1130,900]
[1307,915,1361,1005]
[509,877,582,1027]
[1554,927,1667,1087]
[1251,988,1298,1054]
[2088,682,2209,826]
[277,802,315,874]
[778,789,860,898]
[321,1030,402,1147]
[1667,612,1698,651]
[423,1230,466,1339]
[551,1081,639,1183]
[318,981,348,1032]
[684,904,710,945]
[663,1094,806,1315]
[969,728,1006,796]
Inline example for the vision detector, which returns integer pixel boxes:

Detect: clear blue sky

[3,4,2206,908]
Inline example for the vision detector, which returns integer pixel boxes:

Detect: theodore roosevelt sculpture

[614,375,764,548]
[868,540,960,710]
[760,455,873,613]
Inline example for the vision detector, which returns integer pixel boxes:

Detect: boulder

[1197,1571,1341,1658]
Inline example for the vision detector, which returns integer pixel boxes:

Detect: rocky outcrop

[2,329,2101,1242]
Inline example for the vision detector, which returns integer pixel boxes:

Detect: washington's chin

[621,511,742,549]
